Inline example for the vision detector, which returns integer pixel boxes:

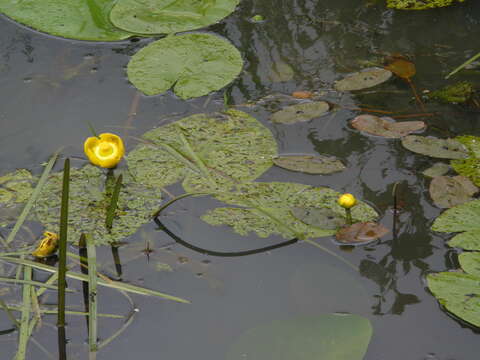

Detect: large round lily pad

[126,110,277,193]
[226,313,372,360]
[401,135,468,159]
[127,33,243,99]
[0,0,131,41]
[34,165,162,245]
[110,0,239,35]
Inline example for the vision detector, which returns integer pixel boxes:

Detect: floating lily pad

[459,252,480,277]
[110,0,239,35]
[351,115,425,138]
[127,110,277,193]
[385,57,415,79]
[202,182,378,239]
[448,231,480,251]
[387,0,466,10]
[273,155,345,174]
[429,176,478,208]
[0,0,131,41]
[334,67,392,91]
[427,82,474,104]
[0,170,36,227]
[451,136,480,186]
[226,314,372,360]
[422,162,451,178]
[127,33,243,99]
[401,135,468,159]
[335,222,389,245]
[291,207,346,230]
[432,199,480,233]
[34,165,162,245]
[270,101,330,124]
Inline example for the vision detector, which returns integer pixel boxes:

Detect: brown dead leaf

[385,58,416,80]
[292,91,313,99]
[336,222,389,245]
[351,114,425,138]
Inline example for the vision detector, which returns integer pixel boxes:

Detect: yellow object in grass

[32,231,59,258]
[84,133,125,169]
[338,193,357,209]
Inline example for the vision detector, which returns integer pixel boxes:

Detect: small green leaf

[270,101,330,124]
[273,155,345,174]
[334,67,392,91]
[401,135,468,159]
[422,162,450,178]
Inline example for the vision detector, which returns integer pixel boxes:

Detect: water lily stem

[345,208,352,226]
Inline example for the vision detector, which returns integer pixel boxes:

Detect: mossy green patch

[428,82,474,104]
[0,170,36,227]
[387,0,465,10]
[451,136,480,186]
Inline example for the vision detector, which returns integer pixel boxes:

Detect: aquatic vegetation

[127,33,243,98]
[272,155,345,174]
[351,115,425,138]
[269,101,330,124]
[429,175,477,208]
[334,67,392,92]
[427,81,474,104]
[0,169,35,227]
[84,133,125,169]
[401,135,468,159]
[387,0,466,10]
[338,193,357,209]
[450,136,480,186]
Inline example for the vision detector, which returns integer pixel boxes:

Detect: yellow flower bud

[84,133,125,168]
[338,193,357,209]
[32,231,59,258]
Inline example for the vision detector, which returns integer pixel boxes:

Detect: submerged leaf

[270,101,330,124]
[351,115,425,138]
[451,136,480,186]
[110,0,239,35]
[334,67,392,91]
[268,61,295,82]
[401,135,468,159]
[0,0,130,41]
[273,155,345,174]
[127,33,243,99]
[0,170,36,227]
[226,314,372,360]
[385,57,416,79]
[429,176,478,208]
[335,222,389,245]
[427,82,474,104]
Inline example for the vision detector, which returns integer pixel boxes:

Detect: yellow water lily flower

[84,133,125,168]
[32,231,59,258]
[338,193,357,209]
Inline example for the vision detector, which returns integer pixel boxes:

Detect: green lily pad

[387,0,466,10]
[0,0,131,41]
[401,135,468,159]
[448,231,480,251]
[33,165,162,245]
[459,252,480,277]
[0,170,36,227]
[127,110,277,193]
[429,176,478,209]
[422,162,451,178]
[291,207,346,230]
[270,101,330,124]
[110,0,239,35]
[226,313,373,360]
[427,82,474,104]
[202,182,378,239]
[127,33,243,99]
[334,67,392,92]
[451,136,480,186]
[351,115,425,138]
[432,199,480,233]
[273,155,345,174]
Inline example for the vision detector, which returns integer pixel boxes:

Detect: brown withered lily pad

[336,222,389,245]
[273,155,345,174]
[429,175,478,208]
[401,135,469,159]
[334,67,392,91]
[351,115,425,138]
[385,57,416,80]
[270,101,330,124]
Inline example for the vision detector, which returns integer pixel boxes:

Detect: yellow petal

[32,231,59,258]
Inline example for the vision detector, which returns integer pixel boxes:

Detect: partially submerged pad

[0,170,35,227]
[429,176,477,208]
[226,314,372,360]
[126,110,277,193]
[335,222,389,245]
[334,67,392,92]
[387,0,466,10]
[351,115,425,138]
[34,165,162,245]
[110,0,239,35]
[0,0,131,41]
[269,101,330,124]
[273,155,345,174]
[401,135,468,159]
[127,33,243,99]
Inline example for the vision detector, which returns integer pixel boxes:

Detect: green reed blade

[15,266,32,360]
[445,51,480,79]
[0,277,74,291]
[105,175,122,232]
[6,305,124,319]
[86,234,98,353]
[0,298,19,328]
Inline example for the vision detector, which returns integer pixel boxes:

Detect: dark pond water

[1,1,480,359]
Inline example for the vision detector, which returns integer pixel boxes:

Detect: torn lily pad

[351,115,425,138]
[451,136,480,186]
[0,170,35,227]
[401,135,468,159]
[270,101,330,124]
[110,0,239,35]
[0,0,131,41]
[387,0,466,10]
[127,110,277,193]
[334,67,392,92]
[202,182,378,239]
[273,155,345,174]
[427,82,474,104]
[34,165,162,245]
[429,176,478,208]
[127,33,243,99]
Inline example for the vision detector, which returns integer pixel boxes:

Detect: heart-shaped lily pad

[334,67,392,91]
[127,33,243,99]
[110,0,239,35]
[269,101,330,124]
[351,115,425,138]
[401,135,468,159]
[0,0,131,41]
[273,155,345,174]
[429,175,478,208]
